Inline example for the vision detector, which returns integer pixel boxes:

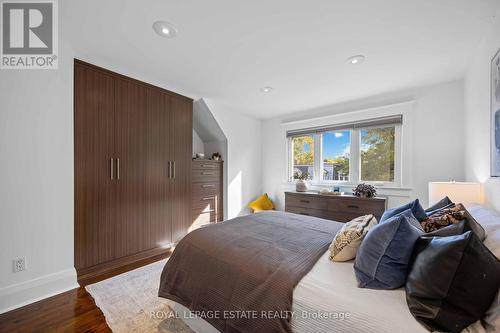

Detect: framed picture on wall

[492,48,500,177]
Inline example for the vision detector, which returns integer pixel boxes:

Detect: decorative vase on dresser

[191,160,224,231]
[296,179,308,192]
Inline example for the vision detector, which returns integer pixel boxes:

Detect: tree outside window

[360,127,395,182]
[291,135,314,180]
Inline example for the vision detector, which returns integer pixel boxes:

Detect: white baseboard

[0,268,79,314]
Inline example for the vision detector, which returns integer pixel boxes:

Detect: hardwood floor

[0,252,171,333]
[0,288,111,333]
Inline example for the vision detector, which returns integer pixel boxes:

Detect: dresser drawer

[285,206,329,219]
[328,198,384,216]
[192,161,222,170]
[285,194,327,210]
[285,192,386,224]
[192,194,222,211]
[192,169,221,183]
[192,182,221,194]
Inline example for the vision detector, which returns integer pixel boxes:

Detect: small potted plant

[294,171,310,192]
[353,183,377,198]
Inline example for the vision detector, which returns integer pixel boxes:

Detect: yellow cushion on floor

[248,193,274,212]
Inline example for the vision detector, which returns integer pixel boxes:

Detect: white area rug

[86,260,194,333]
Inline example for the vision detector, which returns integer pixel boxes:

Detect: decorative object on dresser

[191,159,223,230]
[285,191,386,222]
[211,152,222,161]
[74,60,192,283]
[293,171,310,192]
[353,183,377,198]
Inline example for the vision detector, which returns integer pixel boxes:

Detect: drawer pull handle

[202,184,215,188]
[347,205,359,209]
[202,197,215,201]
[201,172,215,175]
[203,209,215,213]
[299,200,310,203]
[201,164,214,168]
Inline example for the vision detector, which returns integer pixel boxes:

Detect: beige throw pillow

[329,215,378,262]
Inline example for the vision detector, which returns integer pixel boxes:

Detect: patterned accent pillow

[329,215,377,262]
[420,203,467,232]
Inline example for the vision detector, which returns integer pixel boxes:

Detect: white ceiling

[64,0,498,119]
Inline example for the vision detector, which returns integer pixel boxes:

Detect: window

[291,135,314,180]
[321,131,350,181]
[287,115,402,186]
[360,127,395,182]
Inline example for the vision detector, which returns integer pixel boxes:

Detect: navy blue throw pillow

[425,196,454,216]
[354,210,423,289]
[380,199,427,223]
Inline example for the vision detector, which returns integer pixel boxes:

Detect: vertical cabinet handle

[110,158,114,180]
[168,161,172,179]
[116,158,120,180]
[173,161,176,179]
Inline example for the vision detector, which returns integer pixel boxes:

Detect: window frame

[287,124,402,187]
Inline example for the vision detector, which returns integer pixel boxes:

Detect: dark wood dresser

[191,160,223,231]
[285,191,386,222]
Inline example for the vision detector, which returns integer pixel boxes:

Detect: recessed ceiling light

[153,21,177,38]
[261,86,273,93]
[346,55,366,65]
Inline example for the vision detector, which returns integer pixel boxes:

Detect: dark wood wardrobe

[74,60,192,281]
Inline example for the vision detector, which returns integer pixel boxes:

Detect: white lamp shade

[428,182,481,208]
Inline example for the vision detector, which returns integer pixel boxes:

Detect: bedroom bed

[158,211,429,333]
[162,249,428,333]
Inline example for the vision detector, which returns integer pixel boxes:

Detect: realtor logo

[1,0,58,69]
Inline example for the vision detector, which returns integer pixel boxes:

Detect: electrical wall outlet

[13,257,26,273]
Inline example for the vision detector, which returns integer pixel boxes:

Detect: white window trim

[283,101,414,189]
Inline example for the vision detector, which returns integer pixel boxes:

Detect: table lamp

[428,181,481,208]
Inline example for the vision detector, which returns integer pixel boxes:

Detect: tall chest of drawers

[191,160,223,231]
[285,191,386,222]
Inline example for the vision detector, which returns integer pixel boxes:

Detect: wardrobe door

[145,89,172,248]
[114,78,148,257]
[170,96,193,242]
[74,64,116,269]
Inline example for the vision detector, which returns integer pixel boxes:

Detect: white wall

[0,6,265,312]
[0,32,77,312]
[262,80,465,210]
[192,130,205,157]
[464,6,500,212]
[204,100,263,218]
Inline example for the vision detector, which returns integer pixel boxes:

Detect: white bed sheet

[165,206,500,332]
[165,252,428,333]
